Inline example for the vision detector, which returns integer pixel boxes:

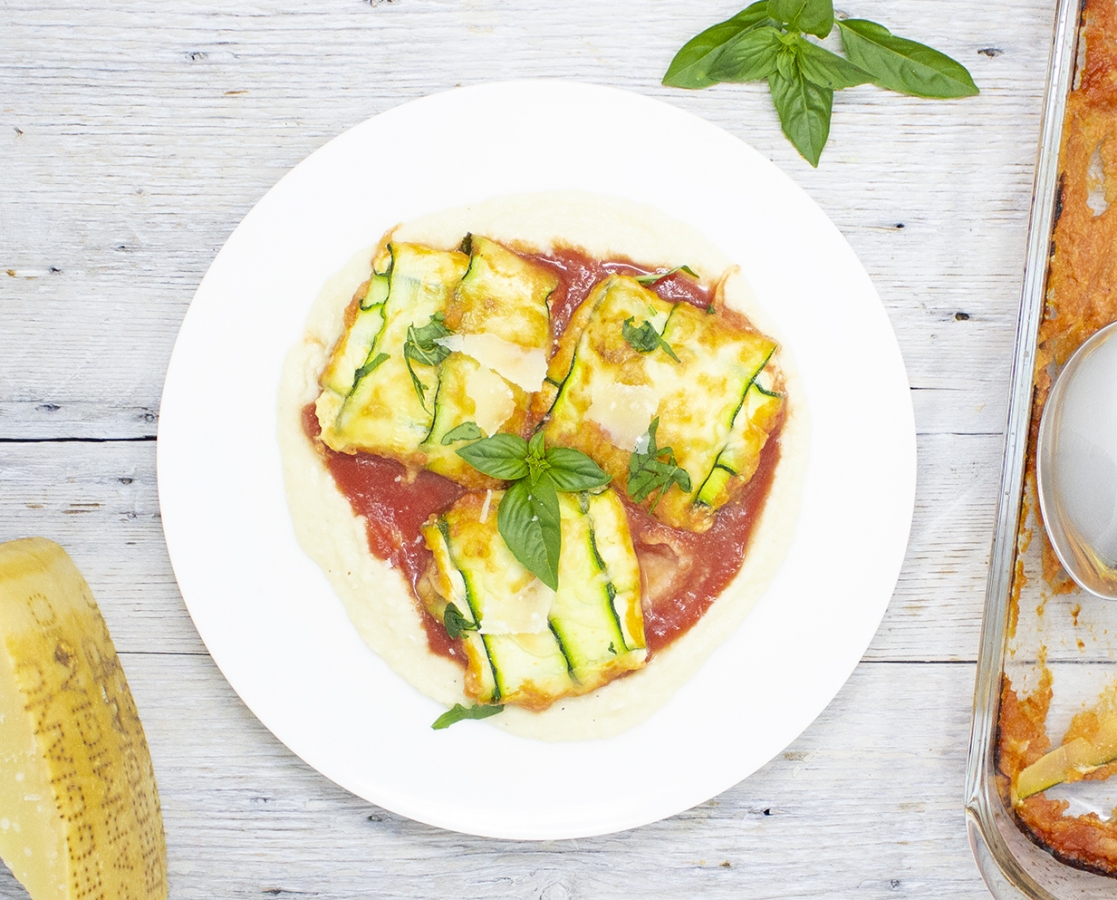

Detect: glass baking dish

[966,0,1117,896]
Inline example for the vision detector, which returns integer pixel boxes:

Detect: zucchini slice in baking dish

[421,489,646,710]
[542,274,780,531]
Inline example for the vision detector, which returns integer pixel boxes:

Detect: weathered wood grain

[0,657,989,900]
[1,0,1051,441]
[0,430,998,662]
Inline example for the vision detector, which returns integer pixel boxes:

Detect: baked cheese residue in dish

[998,0,1117,876]
[279,191,807,740]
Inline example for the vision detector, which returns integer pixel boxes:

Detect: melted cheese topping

[478,577,555,635]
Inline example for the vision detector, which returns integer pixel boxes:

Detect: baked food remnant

[998,0,1117,875]
[279,192,807,740]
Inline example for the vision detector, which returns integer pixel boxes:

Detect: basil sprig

[457,432,611,590]
[622,316,680,362]
[664,0,978,166]
[403,312,452,412]
[431,702,503,730]
[627,417,691,510]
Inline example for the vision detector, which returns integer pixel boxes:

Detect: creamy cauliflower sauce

[278,192,807,740]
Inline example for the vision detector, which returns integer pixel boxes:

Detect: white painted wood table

[0,1,1057,897]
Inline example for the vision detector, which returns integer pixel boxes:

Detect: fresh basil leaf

[351,351,389,388]
[498,477,562,590]
[622,317,681,363]
[456,433,529,481]
[431,702,503,730]
[440,421,485,445]
[768,67,832,167]
[838,19,978,98]
[662,1,775,89]
[767,0,833,38]
[443,602,478,640]
[797,39,873,89]
[544,447,611,493]
[707,25,783,83]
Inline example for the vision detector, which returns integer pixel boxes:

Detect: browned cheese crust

[999,0,1117,874]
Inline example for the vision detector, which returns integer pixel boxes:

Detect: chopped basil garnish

[622,316,680,362]
[443,603,479,640]
[627,417,692,510]
[440,421,485,445]
[351,351,389,389]
[431,703,504,730]
[403,312,452,412]
[633,265,698,285]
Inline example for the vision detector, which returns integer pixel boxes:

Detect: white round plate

[158,80,915,840]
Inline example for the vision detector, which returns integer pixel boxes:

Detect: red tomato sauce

[302,406,465,661]
[304,246,779,666]
[523,248,714,348]
[630,431,782,653]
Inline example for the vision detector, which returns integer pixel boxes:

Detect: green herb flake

[622,317,680,363]
[633,265,700,285]
[443,602,478,640]
[431,702,504,730]
[440,421,485,445]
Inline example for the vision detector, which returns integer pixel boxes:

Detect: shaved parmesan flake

[463,364,515,436]
[440,333,547,393]
[587,382,660,450]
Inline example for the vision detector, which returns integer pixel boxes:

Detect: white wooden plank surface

[0,0,1062,895]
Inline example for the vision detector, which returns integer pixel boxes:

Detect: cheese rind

[0,538,167,900]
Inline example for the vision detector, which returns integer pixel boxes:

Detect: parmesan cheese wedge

[0,538,167,900]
